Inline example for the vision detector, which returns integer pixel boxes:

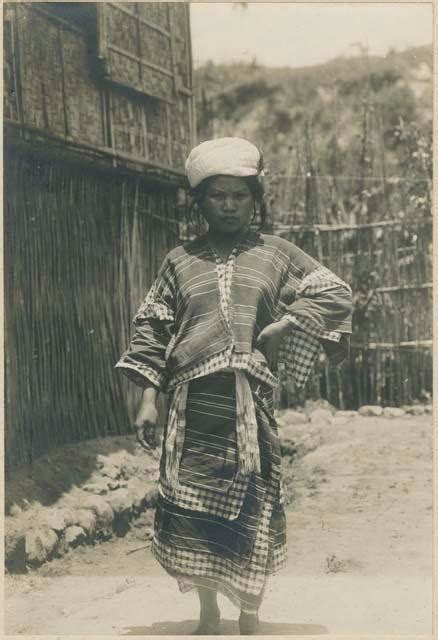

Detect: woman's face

[199,175,254,234]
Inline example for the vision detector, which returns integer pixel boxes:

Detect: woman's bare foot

[191,606,220,635]
[191,619,220,634]
[192,588,221,634]
[239,611,259,635]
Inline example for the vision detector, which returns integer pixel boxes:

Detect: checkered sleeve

[282,264,352,335]
[115,257,176,391]
[278,260,353,387]
[277,331,321,389]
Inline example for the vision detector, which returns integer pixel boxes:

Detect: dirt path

[5,414,433,635]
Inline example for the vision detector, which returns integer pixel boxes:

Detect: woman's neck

[206,226,249,248]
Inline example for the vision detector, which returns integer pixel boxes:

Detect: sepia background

[4,2,433,636]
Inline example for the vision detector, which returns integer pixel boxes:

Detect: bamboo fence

[258,96,433,409]
[276,217,432,409]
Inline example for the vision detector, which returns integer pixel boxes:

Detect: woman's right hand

[134,402,158,450]
[134,385,159,450]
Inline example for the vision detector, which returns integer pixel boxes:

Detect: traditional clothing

[116,230,352,613]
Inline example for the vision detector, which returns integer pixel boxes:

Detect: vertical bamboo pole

[304,120,319,225]
[57,26,70,139]
[167,3,179,95]
[166,102,172,168]
[135,3,143,87]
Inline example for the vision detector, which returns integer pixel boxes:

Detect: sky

[189,3,433,68]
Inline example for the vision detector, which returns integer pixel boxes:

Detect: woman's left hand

[255,318,291,370]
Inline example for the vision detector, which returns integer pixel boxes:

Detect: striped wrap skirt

[151,371,287,613]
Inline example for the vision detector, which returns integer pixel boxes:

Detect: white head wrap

[185,137,264,188]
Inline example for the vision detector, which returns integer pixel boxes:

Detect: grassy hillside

[195,45,432,144]
[194,45,432,225]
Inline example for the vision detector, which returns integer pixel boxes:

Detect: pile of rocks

[275,400,337,458]
[5,451,159,573]
[277,400,432,426]
[276,399,432,458]
[357,404,432,418]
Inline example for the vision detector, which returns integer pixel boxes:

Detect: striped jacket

[116,231,352,391]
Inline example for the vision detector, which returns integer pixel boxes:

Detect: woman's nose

[223,195,236,210]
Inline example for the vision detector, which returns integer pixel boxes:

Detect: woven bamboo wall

[4,2,195,469]
[5,3,105,147]
[4,151,180,470]
[4,2,194,173]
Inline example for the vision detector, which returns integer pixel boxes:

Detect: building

[4,2,195,469]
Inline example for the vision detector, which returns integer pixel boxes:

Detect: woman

[116,137,352,634]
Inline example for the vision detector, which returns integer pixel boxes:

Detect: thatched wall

[4,2,195,469]
[4,2,194,172]
[4,150,181,470]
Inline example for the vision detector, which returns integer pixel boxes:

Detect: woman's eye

[207,192,249,202]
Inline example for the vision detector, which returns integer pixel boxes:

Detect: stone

[280,423,321,457]
[107,489,134,537]
[5,525,26,572]
[279,420,308,437]
[309,409,333,424]
[383,407,406,418]
[126,480,148,513]
[45,509,68,533]
[279,410,308,425]
[64,525,86,547]
[21,499,32,511]
[100,464,120,480]
[304,399,336,416]
[73,509,97,537]
[132,509,155,529]
[403,405,425,416]
[98,528,113,542]
[108,481,121,491]
[279,425,299,443]
[132,494,145,516]
[424,404,433,415]
[44,507,76,529]
[83,481,108,495]
[358,405,383,417]
[106,489,133,514]
[81,495,114,528]
[280,441,298,457]
[335,410,358,419]
[8,504,23,517]
[96,454,108,469]
[144,527,154,541]
[25,528,58,566]
[109,451,131,466]
[58,508,76,527]
[296,434,321,456]
[144,486,159,509]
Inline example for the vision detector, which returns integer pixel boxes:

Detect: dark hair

[187,175,267,236]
